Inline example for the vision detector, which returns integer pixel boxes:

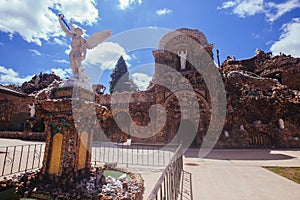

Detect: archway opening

[176,119,198,148]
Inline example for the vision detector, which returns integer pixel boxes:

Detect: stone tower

[97,28,226,148]
[151,28,215,147]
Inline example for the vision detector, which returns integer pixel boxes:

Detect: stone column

[39,86,97,183]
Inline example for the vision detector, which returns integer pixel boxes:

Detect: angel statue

[58,14,112,79]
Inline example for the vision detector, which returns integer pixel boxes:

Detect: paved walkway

[1,139,300,199]
[183,149,300,200]
[0,138,44,147]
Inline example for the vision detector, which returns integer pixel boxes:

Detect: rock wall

[0,86,32,131]
[96,29,300,149]
[96,28,213,147]
[218,51,300,148]
[21,73,61,94]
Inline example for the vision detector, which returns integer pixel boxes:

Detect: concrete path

[0,138,44,147]
[183,149,300,200]
[1,139,300,199]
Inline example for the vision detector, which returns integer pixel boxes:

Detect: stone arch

[163,90,210,147]
[158,28,209,50]
[157,28,214,65]
[78,131,89,170]
[20,104,28,113]
[48,133,63,175]
[176,119,198,148]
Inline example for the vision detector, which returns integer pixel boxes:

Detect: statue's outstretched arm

[70,19,76,34]
[59,16,72,37]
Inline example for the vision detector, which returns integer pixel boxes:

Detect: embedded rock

[21,73,61,94]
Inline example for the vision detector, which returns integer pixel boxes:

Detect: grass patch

[103,170,131,180]
[264,167,300,184]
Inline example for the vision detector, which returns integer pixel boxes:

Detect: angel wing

[85,30,112,49]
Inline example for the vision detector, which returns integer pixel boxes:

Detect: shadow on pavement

[184,148,295,160]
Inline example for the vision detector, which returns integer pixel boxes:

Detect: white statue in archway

[28,103,35,118]
[58,14,112,79]
[278,118,285,129]
[178,50,187,70]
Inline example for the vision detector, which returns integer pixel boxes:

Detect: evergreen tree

[109,56,138,93]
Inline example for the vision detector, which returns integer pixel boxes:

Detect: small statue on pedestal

[28,103,36,118]
[178,50,187,70]
[24,103,37,133]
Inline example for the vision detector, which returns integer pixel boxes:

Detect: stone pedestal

[23,117,37,133]
[40,85,97,183]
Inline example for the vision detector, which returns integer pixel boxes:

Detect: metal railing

[147,144,183,200]
[0,142,185,199]
[0,142,179,177]
[0,144,45,177]
[180,170,193,200]
[92,142,178,167]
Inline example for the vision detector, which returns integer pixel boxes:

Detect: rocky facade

[219,50,300,148]
[21,73,61,94]
[96,28,216,148]
[0,85,32,131]
[96,29,300,149]
[0,73,60,133]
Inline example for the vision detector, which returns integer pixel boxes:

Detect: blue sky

[0,0,299,91]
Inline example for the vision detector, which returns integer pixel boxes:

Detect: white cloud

[0,65,33,84]
[132,73,152,90]
[270,18,300,57]
[233,0,264,17]
[83,42,131,70]
[156,8,173,16]
[148,26,159,29]
[53,0,98,25]
[53,38,67,46]
[29,49,42,56]
[0,66,72,84]
[0,66,18,77]
[220,1,238,9]
[0,0,99,46]
[118,0,142,10]
[48,68,72,79]
[218,0,264,17]
[131,53,137,60]
[65,45,71,55]
[265,0,300,22]
[54,59,69,64]
[218,0,300,22]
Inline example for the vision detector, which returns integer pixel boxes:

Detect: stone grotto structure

[1,28,299,149]
[95,28,300,149]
